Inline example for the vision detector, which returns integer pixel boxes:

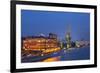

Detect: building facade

[22,33,60,55]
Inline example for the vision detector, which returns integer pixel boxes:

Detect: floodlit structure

[22,33,60,56]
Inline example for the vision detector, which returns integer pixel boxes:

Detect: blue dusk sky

[21,10,90,41]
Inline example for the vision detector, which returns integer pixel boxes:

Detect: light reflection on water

[42,47,90,62]
[22,47,90,63]
[42,56,61,62]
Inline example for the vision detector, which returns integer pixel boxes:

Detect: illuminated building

[75,40,90,48]
[22,33,60,55]
[65,25,71,49]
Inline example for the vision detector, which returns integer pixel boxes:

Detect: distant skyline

[21,10,90,41]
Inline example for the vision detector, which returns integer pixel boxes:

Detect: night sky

[21,10,90,41]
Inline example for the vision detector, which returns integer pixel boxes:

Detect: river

[22,47,90,63]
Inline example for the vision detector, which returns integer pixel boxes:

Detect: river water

[53,47,90,61]
[22,46,90,63]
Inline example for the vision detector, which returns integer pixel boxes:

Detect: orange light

[43,57,60,62]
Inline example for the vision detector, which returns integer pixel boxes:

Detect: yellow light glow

[43,57,60,62]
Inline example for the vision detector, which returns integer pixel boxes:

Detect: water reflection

[22,47,90,63]
[42,56,61,62]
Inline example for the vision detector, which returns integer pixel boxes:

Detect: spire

[66,24,71,49]
[67,24,71,34]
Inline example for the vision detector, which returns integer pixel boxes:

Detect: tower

[65,24,71,49]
